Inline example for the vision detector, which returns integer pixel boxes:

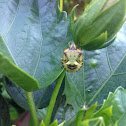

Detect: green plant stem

[28,116,33,126]
[75,108,85,126]
[44,70,66,126]
[25,91,39,126]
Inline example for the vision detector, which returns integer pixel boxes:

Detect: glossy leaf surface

[65,23,126,110]
[0,0,71,91]
[0,53,39,91]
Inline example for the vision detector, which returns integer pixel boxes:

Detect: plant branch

[44,70,66,126]
[75,108,85,126]
[25,91,39,126]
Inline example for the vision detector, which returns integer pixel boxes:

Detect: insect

[61,44,83,72]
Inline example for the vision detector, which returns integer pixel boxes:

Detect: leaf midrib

[32,14,43,77]
[67,74,85,106]
[0,33,17,65]
[33,2,59,78]
[0,0,20,66]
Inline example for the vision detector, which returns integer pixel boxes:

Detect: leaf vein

[4,0,20,38]
[88,50,126,105]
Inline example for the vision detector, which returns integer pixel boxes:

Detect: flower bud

[70,0,126,50]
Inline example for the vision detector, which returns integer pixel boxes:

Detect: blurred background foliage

[63,0,91,16]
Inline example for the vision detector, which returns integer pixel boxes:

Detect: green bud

[70,0,126,50]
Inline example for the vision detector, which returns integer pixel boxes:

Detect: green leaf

[70,4,79,38]
[89,117,105,126]
[80,120,89,126]
[65,57,85,109]
[1,84,11,99]
[93,106,112,125]
[95,87,126,126]
[40,120,45,126]
[1,83,11,99]
[74,0,107,44]
[78,0,126,45]
[0,53,39,91]
[102,0,120,11]
[99,36,116,49]
[49,120,58,126]
[0,0,72,91]
[64,23,126,111]
[81,31,107,50]
[64,75,80,112]
[81,117,105,126]
[84,102,97,120]
[9,105,19,121]
[4,77,65,110]
[52,96,76,126]
[0,93,10,126]
[37,108,48,120]
[75,108,85,126]
[58,121,66,126]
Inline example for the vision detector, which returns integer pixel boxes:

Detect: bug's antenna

[68,41,72,47]
[68,40,75,47]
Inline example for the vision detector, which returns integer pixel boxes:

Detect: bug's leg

[64,54,69,63]
[77,54,83,63]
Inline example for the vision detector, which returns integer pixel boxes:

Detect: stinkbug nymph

[61,44,83,72]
